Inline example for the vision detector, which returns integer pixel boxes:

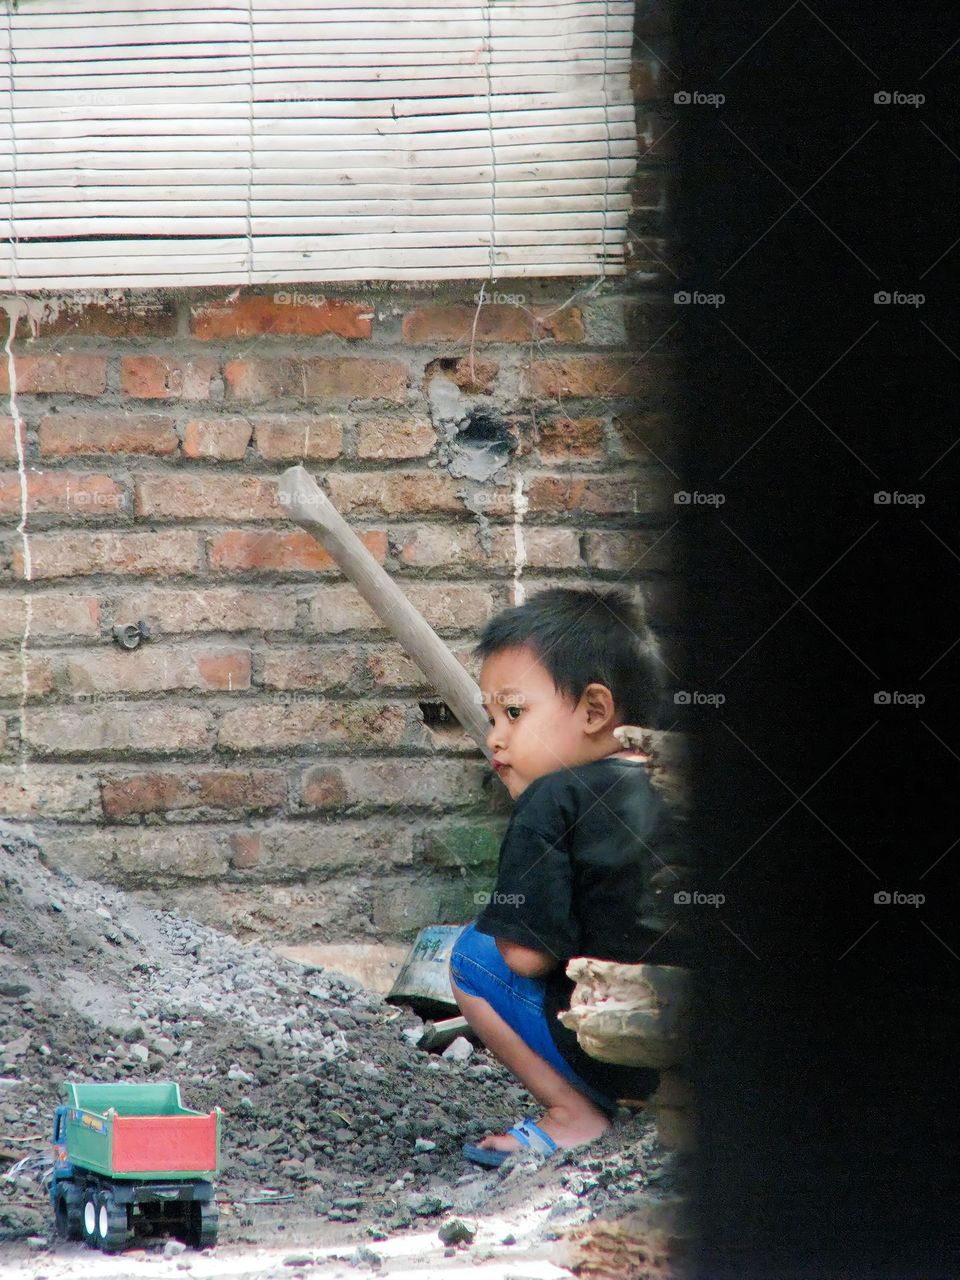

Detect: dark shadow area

[675,3,960,1275]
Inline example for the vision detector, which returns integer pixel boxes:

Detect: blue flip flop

[462,1117,559,1168]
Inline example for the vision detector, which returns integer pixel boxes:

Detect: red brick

[300,764,348,809]
[15,530,202,579]
[0,470,128,519]
[229,832,262,870]
[402,303,584,344]
[535,417,605,461]
[41,826,230,883]
[38,413,178,457]
[300,758,488,811]
[134,473,280,521]
[326,471,512,517]
[366,641,479,692]
[182,417,252,460]
[121,356,218,400]
[190,294,373,340]
[23,703,213,755]
[102,768,286,818]
[64,646,251,695]
[365,644,437,691]
[224,357,407,404]
[218,700,408,752]
[0,764,101,820]
[423,356,498,395]
[0,590,100,641]
[582,530,677,573]
[612,411,677,461]
[208,528,386,574]
[0,651,57,697]
[115,586,298,635]
[218,820,401,877]
[252,414,344,462]
[20,296,177,339]
[260,646,359,691]
[308,584,493,634]
[198,650,251,689]
[355,417,436,460]
[0,355,107,396]
[521,354,676,400]
[394,526,581,573]
[526,473,674,516]
[0,417,23,463]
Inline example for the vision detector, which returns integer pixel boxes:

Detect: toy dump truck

[50,1081,221,1252]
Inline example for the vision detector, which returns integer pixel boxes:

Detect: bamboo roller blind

[0,0,637,290]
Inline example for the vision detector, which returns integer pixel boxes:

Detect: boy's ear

[581,682,617,734]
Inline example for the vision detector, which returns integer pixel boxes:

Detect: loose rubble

[0,818,686,1269]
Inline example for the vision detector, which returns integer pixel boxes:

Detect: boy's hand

[496,938,559,978]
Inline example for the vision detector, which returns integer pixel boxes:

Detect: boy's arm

[496,938,560,978]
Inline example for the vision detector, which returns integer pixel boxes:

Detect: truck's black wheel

[54,1184,84,1240]
[95,1191,129,1254]
[184,1199,218,1249]
[82,1192,99,1247]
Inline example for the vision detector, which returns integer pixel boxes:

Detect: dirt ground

[0,819,689,1278]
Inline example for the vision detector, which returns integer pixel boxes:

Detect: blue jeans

[449,920,619,1115]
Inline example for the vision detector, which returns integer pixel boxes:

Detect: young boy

[450,586,688,1167]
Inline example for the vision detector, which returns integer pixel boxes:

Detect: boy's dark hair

[473,586,665,726]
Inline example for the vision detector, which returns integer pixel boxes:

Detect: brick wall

[0,3,680,945]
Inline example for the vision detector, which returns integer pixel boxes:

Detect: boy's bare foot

[473,1100,611,1154]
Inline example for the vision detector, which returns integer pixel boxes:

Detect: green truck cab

[50,1081,222,1252]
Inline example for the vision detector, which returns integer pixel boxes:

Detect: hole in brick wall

[443,408,517,485]
[419,700,461,731]
[458,409,515,461]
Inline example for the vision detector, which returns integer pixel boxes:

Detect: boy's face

[479,644,603,799]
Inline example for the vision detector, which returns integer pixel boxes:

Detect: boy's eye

[505,705,522,720]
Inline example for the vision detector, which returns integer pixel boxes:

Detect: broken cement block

[559,958,692,1069]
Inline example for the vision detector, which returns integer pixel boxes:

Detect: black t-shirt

[474,757,689,1101]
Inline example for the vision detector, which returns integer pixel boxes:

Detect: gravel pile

[0,819,680,1254]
